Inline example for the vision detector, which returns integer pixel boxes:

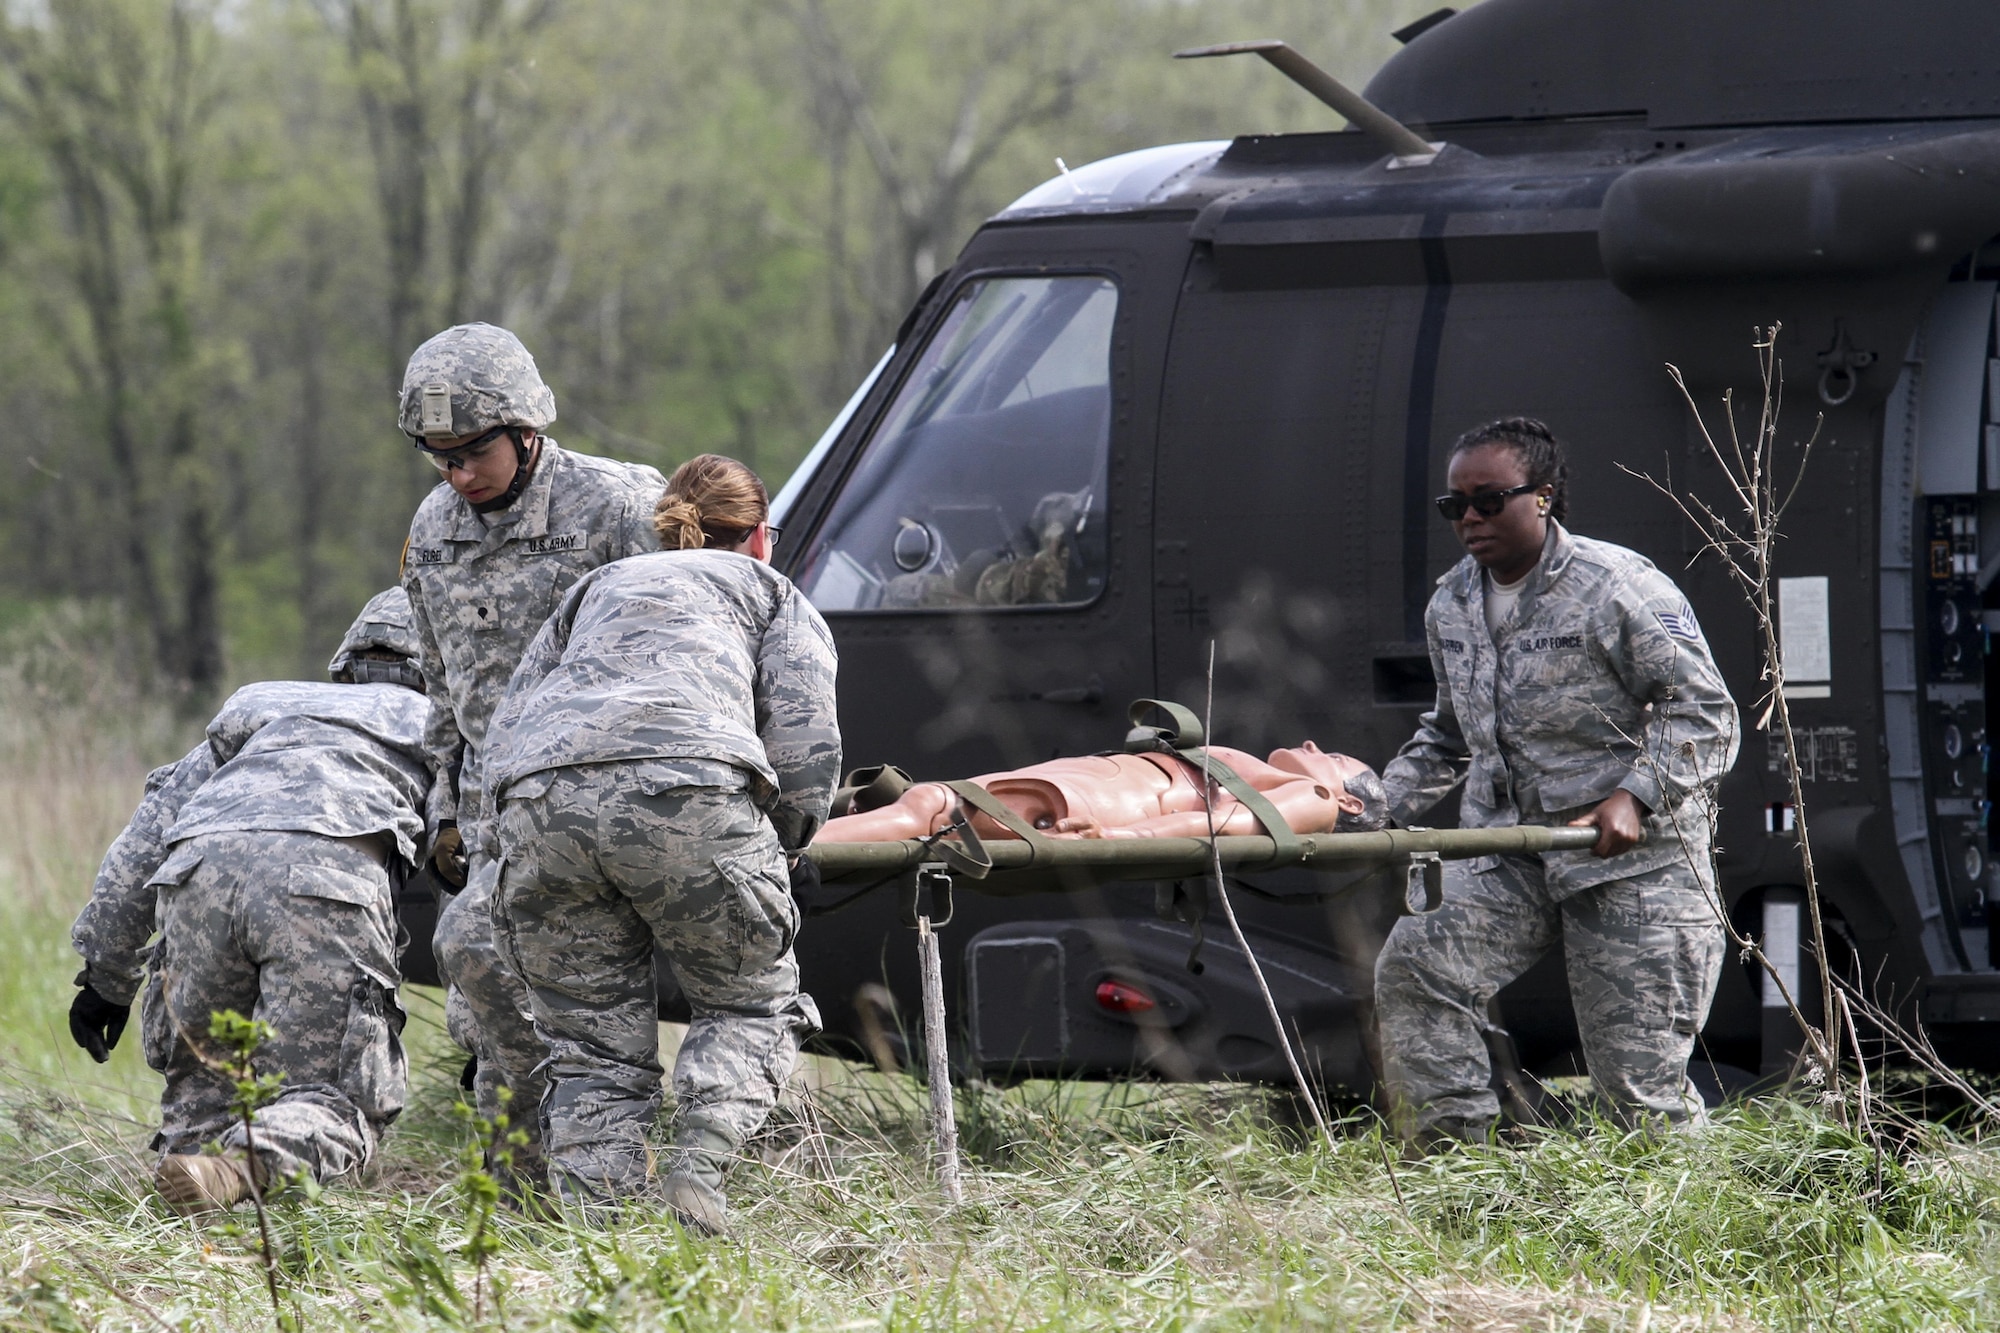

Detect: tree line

[0,0,1412,702]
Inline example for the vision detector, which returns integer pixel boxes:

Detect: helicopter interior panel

[1886,280,2000,974]
[797,274,1114,613]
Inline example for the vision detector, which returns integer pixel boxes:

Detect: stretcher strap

[1178,749,1305,862]
[1125,697,1304,860]
[922,804,992,880]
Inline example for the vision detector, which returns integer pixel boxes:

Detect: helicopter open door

[1886,280,2000,984]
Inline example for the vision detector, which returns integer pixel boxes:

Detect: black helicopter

[759,0,2000,1093]
[394,0,2000,1096]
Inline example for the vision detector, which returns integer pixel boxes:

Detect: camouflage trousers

[138,830,406,1185]
[435,854,546,1154]
[1373,853,1725,1135]
[495,761,820,1205]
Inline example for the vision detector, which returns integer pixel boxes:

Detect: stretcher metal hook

[900,862,956,930]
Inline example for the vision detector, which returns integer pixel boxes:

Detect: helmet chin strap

[472,429,539,513]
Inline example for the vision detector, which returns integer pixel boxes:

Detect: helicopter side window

[797,274,1116,612]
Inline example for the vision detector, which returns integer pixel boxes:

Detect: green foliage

[452,1086,528,1324]
[4,1278,92,1333]
[210,1008,286,1122]
[206,1005,295,1328]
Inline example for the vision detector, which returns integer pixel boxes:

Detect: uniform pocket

[139,976,175,1073]
[144,843,204,892]
[1646,879,1725,1036]
[1666,917,1725,1035]
[139,849,205,1073]
[502,770,556,803]
[288,862,389,909]
[339,965,409,1125]
[715,840,798,967]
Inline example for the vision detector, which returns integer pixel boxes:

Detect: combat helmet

[399,322,556,512]
[329,587,425,691]
[400,322,557,439]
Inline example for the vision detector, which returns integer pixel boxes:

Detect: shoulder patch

[1656,601,1703,642]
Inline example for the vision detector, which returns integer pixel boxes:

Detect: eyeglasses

[1434,483,1541,522]
[414,424,513,474]
[764,525,783,547]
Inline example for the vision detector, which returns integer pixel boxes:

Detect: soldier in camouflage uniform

[484,454,839,1229]
[1376,418,1739,1144]
[67,590,431,1211]
[395,323,665,1177]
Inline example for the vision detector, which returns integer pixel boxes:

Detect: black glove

[69,985,130,1064]
[432,822,468,889]
[788,852,821,898]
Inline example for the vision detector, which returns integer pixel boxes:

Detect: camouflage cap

[330,587,424,689]
[398,322,558,440]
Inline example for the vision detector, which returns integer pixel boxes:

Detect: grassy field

[3,643,2000,1330]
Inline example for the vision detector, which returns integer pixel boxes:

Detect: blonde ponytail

[654,454,769,550]
[654,496,709,551]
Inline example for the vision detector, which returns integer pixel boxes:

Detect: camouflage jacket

[484,549,842,852]
[1382,523,1739,895]
[71,681,431,1004]
[401,441,664,840]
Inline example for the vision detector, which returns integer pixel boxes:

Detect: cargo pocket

[490,855,534,987]
[288,862,394,954]
[1667,917,1725,1036]
[339,964,409,1126]
[715,841,796,972]
[500,770,555,805]
[144,843,205,893]
[139,976,176,1073]
[287,861,389,909]
[139,846,207,1072]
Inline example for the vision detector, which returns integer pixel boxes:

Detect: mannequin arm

[812,783,955,842]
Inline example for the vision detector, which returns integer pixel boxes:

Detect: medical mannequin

[813,742,1384,843]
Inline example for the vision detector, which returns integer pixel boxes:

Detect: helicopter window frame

[792,266,1125,618]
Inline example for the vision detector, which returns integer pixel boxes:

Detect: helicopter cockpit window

[797,274,1116,612]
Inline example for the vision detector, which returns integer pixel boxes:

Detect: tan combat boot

[154,1154,251,1214]
[661,1122,735,1237]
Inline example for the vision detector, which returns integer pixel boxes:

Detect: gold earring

[1538,500,1549,513]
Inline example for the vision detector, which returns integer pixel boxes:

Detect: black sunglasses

[411,423,515,472]
[1434,483,1541,522]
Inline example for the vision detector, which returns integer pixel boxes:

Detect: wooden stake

[915,916,963,1204]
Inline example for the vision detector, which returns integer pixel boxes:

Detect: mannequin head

[1266,742,1389,831]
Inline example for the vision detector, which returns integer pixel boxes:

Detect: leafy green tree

[0,0,1428,691]
[0,0,233,700]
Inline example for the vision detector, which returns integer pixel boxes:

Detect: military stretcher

[806,821,1602,887]
[799,698,1605,917]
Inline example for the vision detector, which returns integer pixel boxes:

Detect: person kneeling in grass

[67,590,432,1212]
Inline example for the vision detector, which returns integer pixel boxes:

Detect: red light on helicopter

[1095,979,1156,1013]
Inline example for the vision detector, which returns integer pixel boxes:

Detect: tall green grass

[5,1048,1999,1330]
[2,615,1999,1330]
